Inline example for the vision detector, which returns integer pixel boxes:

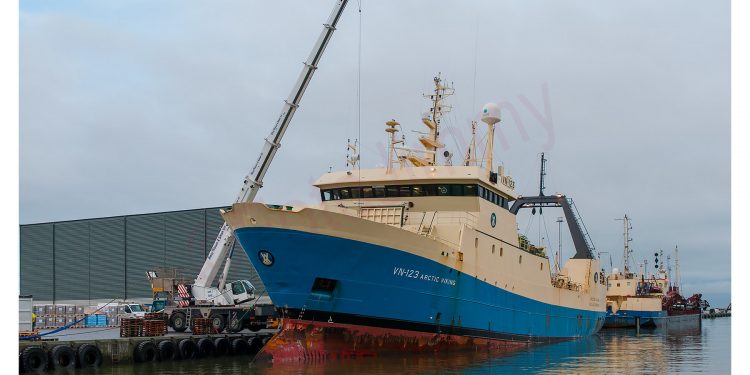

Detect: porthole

[492,244,495,254]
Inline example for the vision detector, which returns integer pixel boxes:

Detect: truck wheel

[170,312,188,332]
[209,314,226,333]
[228,317,243,333]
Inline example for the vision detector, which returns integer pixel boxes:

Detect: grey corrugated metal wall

[19,207,265,302]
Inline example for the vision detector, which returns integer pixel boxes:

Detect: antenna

[538,152,547,214]
[556,216,563,274]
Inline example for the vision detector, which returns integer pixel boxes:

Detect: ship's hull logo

[490,213,497,228]
[258,250,275,267]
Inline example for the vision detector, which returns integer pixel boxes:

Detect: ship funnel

[481,103,501,125]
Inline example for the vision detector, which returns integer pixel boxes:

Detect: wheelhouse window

[320,183,510,210]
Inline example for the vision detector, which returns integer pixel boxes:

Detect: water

[68,318,730,374]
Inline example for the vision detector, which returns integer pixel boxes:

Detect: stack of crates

[84,314,108,327]
[32,304,87,329]
[120,318,143,337]
[104,305,121,327]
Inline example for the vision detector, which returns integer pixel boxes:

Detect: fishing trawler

[604,216,701,329]
[603,215,668,328]
[222,76,608,361]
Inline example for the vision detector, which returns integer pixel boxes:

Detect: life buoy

[178,339,197,360]
[134,341,157,363]
[76,344,102,368]
[213,337,230,356]
[196,338,215,358]
[21,347,48,372]
[49,345,76,369]
[157,340,176,361]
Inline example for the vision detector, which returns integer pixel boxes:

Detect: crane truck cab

[190,279,255,306]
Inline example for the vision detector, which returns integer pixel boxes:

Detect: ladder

[567,198,596,253]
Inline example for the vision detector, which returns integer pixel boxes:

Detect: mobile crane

[149,0,349,333]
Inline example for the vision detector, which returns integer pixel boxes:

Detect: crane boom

[194,0,349,289]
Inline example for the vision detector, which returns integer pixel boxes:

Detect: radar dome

[481,103,501,125]
[612,267,619,274]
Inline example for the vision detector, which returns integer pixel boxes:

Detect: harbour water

[69,318,730,374]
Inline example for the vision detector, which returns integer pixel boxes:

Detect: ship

[221,76,608,361]
[603,215,702,330]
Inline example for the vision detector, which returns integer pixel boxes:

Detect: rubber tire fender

[231,337,250,355]
[213,337,230,357]
[49,345,76,369]
[178,339,198,360]
[76,344,102,368]
[248,337,263,355]
[196,338,215,358]
[21,347,48,372]
[134,341,157,363]
[157,340,176,361]
[170,311,188,333]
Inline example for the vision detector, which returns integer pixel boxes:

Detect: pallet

[120,318,144,337]
[191,318,211,335]
[143,319,167,337]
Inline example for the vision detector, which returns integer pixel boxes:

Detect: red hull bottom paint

[256,319,531,363]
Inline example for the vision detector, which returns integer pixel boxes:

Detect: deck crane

[192,0,349,305]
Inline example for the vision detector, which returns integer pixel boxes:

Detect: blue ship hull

[603,310,667,328]
[236,226,605,343]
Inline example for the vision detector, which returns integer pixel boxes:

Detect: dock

[18,330,274,372]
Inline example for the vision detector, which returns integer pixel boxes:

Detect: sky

[19,0,730,306]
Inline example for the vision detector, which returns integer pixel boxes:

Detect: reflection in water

[70,319,729,374]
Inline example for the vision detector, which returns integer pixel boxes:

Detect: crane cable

[356,0,363,207]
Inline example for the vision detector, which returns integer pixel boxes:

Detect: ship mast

[385,120,403,173]
[674,245,681,292]
[616,214,633,274]
[421,73,453,165]
[463,121,478,166]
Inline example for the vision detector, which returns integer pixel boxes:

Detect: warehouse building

[19,207,265,304]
